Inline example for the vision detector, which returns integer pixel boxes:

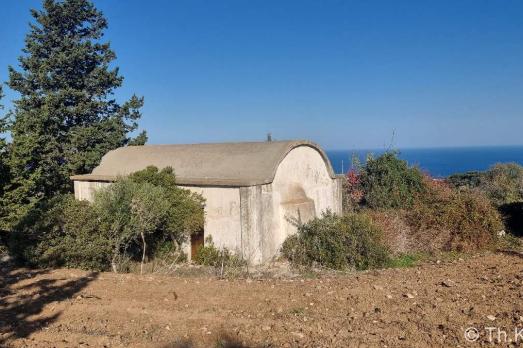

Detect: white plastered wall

[238,146,342,265]
[74,181,243,261]
[270,146,342,258]
[74,181,112,201]
[182,186,242,258]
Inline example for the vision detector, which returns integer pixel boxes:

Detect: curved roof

[71,140,335,187]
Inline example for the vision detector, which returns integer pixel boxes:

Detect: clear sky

[1,0,522,149]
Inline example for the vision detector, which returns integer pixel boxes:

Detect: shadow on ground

[0,264,97,344]
[161,331,258,348]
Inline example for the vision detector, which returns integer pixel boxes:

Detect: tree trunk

[111,251,119,273]
[140,231,146,275]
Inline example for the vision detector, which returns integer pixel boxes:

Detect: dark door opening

[191,230,204,260]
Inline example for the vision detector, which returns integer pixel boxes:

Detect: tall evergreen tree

[4,0,146,227]
[0,86,10,233]
[0,86,8,186]
[0,86,7,189]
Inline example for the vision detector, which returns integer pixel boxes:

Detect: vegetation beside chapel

[281,211,390,270]
[448,163,523,236]
[9,167,204,272]
[282,151,511,271]
[1,0,521,275]
[0,0,147,235]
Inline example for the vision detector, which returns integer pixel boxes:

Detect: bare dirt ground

[1,252,523,348]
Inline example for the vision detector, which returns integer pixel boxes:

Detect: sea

[326,146,523,178]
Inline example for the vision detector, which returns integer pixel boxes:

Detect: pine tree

[0,86,7,187]
[4,0,147,227]
[0,86,7,188]
[0,87,10,233]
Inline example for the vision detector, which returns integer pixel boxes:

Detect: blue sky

[1,0,522,149]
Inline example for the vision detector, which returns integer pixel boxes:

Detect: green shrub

[408,179,503,252]
[194,236,244,266]
[9,196,62,267]
[0,112,10,233]
[449,164,523,238]
[193,236,246,277]
[92,166,205,272]
[446,171,482,189]
[281,211,390,270]
[9,166,205,272]
[478,163,523,206]
[153,240,188,263]
[114,241,189,274]
[386,253,422,268]
[497,233,522,251]
[129,166,205,236]
[193,236,221,266]
[9,195,112,270]
[358,152,426,209]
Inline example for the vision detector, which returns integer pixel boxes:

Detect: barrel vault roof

[70,140,335,187]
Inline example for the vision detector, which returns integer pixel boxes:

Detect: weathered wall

[74,181,112,201]
[239,185,275,264]
[237,145,341,265]
[74,180,242,262]
[270,146,342,260]
[182,186,242,259]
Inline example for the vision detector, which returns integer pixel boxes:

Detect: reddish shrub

[343,169,364,212]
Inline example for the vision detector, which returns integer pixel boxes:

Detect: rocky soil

[1,252,522,347]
